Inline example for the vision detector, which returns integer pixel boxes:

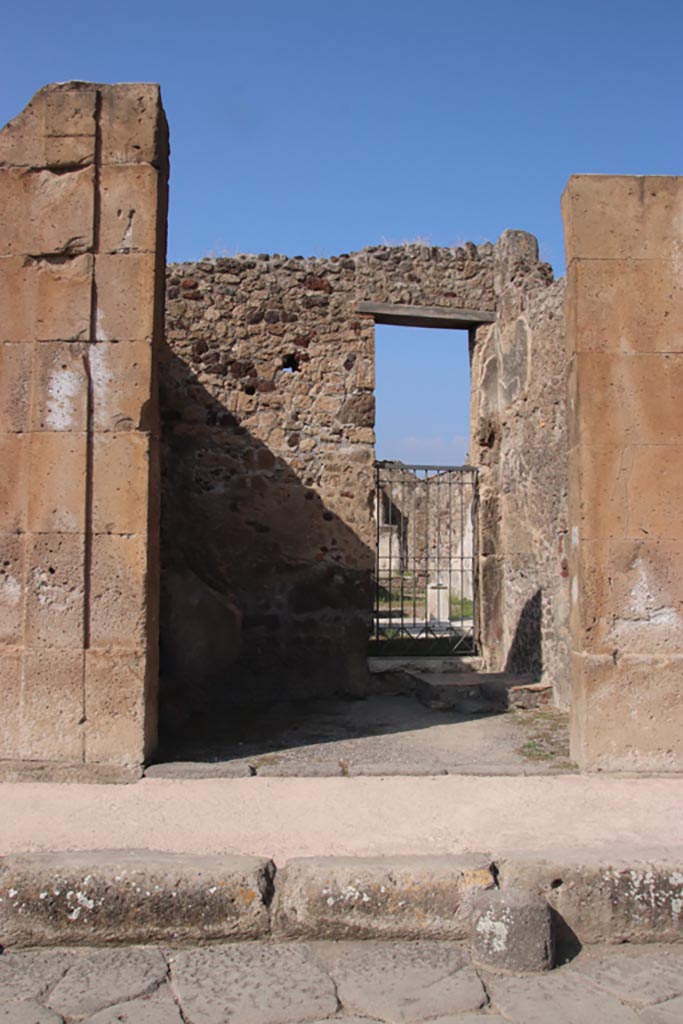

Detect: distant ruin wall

[0,82,168,774]
[471,233,571,703]
[162,234,568,715]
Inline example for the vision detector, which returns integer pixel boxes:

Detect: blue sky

[3,1,682,462]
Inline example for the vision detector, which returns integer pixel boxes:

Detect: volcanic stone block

[273,855,495,940]
[0,82,97,168]
[563,175,683,262]
[99,164,160,254]
[567,258,683,354]
[84,650,150,765]
[24,533,85,649]
[0,254,93,343]
[19,649,84,761]
[89,534,148,649]
[0,649,22,758]
[92,433,151,534]
[99,84,166,166]
[27,432,87,534]
[0,851,274,946]
[469,887,554,972]
[0,533,25,645]
[89,340,155,432]
[0,342,32,432]
[30,343,89,432]
[0,166,94,257]
[0,433,28,532]
[95,253,157,342]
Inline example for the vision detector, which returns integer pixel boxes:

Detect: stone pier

[564,175,683,770]
[0,82,168,776]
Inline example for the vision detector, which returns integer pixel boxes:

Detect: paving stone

[46,948,167,1018]
[426,1017,509,1024]
[324,940,486,1024]
[0,1001,63,1023]
[639,994,683,1023]
[0,949,70,1003]
[169,943,338,1024]
[84,985,184,1023]
[486,970,642,1024]
[568,948,683,1007]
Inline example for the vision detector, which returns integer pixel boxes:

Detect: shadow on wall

[505,589,543,679]
[158,344,374,734]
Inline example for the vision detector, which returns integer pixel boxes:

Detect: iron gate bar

[370,461,478,657]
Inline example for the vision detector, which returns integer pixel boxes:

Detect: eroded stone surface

[323,941,486,1024]
[0,949,69,1003]
[46,948,167,1018]
[169,943,338,1024]
[486,971,642,1024]
[83,986,184,1024]
[568,948,683,1007]
[0,1001,63,1023]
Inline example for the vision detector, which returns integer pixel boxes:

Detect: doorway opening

[370,322,476,656]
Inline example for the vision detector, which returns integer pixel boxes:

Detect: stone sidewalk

[2,940,683,1023]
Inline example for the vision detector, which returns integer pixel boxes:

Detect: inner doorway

[370,320,476,656]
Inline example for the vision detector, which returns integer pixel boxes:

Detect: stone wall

[471,233,571,703]
[564,175,683,769]
[0,82,168,776]
[162,234,569,717]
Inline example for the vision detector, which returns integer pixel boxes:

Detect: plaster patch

[0,573,21,607]
[46,367,81,430]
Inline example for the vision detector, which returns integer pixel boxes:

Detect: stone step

[410,671,551,712]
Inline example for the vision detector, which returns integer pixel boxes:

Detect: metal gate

[370,461,477,656]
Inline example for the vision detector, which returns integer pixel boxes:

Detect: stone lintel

[357,301,496,329]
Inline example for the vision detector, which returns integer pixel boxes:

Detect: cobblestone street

[1,940,683,1024]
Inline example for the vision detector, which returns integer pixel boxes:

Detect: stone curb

[1,850,682,948]
[0,851,274,947]
[272,854,496,940]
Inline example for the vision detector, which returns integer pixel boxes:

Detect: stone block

[24,533,85,649]
[0,533,25,644]
[46,947,167,1019]
[19,649,84,761]
[99,164,159,253]
[499,855,683,944]
[0,648,22,758]
[89,534,148,648]
[0,851,274,945]
[626,445,683,539]
[575,352,683,446]
[95,253,156,342]
[585,539,683,655]
[0,433,27,532]
[273,855,495,940]
[89,340,154,431]
[563,175,683,262]
[469,887,554,972]
[567,258,683,354]
[100,84,166,165]
[92,433,151,534]
[569,445,629,543]
[570,651,683,770]
[0,342,32,432]
[0,166,94,257]
[0,83,96,168]
[27,432,87,533]
[324,941,486,1022]
[30,342,89,432]
[171,944,338,1024]
[0,254,92,343]
[84,650,149,765]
